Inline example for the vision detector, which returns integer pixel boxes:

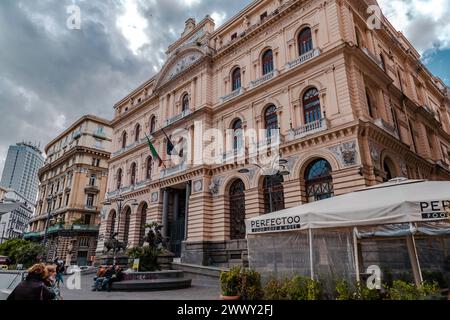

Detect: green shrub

[335,280,382,300]
[126,246,161,271]
[263,279,287,300]
[335,279,353,300]
[384,280,441,300]
[281,276,322,300]
[240,268,264,300]
[220,266,242,296]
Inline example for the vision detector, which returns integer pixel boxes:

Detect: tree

[0,238,45,267]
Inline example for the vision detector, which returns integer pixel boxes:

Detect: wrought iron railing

[219,87,245,104]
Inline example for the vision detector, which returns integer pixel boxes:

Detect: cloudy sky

[0,0,449,176]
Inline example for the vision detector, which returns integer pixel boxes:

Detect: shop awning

[246,179,450,235]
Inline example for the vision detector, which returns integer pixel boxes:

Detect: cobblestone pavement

[59,273,220,300]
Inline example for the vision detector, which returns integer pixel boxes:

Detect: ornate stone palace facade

[27,115,112,266]
[97,0,450,267]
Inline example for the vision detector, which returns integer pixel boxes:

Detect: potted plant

[220,266,242,300]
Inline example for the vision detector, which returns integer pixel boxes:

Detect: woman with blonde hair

[44,265,62,300]
[7,263,56,300]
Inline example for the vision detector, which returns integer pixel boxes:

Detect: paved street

[59,273,221,300]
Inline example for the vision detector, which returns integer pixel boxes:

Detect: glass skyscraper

[0,142,44,205]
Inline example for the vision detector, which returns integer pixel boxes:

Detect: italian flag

[145,133,164,168]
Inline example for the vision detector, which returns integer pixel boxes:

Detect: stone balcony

[219,87,245,104]
[287,118,329,142]
[222,148,245,163]
[160,162,187,179]
[374,118,399,139]
[362,48,384,70]
[285,48,321,70]
[250,70,279,89]
[164,109,191,128]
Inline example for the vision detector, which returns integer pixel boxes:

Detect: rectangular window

[260,12,267,21]
[79,237,90,247]
[86,194,94,207]
[231,32,237,40]
[96,159,100,167]
[89,174,96,186]
[65,193,70,206]
[95,139,103,149]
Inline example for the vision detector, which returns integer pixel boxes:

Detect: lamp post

[102,196,138,265]
[238,158,290,214]
[43,198,54,248]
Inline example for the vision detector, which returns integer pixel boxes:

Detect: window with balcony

[303,88,321,124]
[264,105,278,138]
[121,131,128,149]
[298,27,313,56]
[86,194,95,207]
[130,162,137,185]
[150,116,156,134]
[182,93,189,112]
[262,49,274,75]
[232,68,242,91]
[135,124,141,142]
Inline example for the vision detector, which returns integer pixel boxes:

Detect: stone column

[162,189,170,238]
[184,181,191,241]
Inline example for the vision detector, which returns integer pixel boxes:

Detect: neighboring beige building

[98,0,450,267]
[26,115,112,266]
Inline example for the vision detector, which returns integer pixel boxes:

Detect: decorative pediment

[155,48,206,88]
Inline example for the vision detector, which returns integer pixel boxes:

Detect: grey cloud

[0,0,250,175]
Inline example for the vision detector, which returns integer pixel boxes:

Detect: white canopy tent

[245,179,450,287]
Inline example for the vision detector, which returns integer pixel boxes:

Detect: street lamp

[238,158,290,213]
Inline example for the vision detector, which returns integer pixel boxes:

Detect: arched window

[366,89,375,118]
[182,93,189,112]
[298,27,313,56]
[139,203,148,246]
[146,157,153,180]
[130,163,137,185]
[262,49,274,75]
[116,169,123,190]
[263,174,285,214]
[108,210,116,236]
[149,116,156,134]
[122,207,131,244]
[303,88,321,124]
[305,159,334,203]
[232,68,241,91]
[383,158,396,182]
[264,105,278,138]
[121,131,128,149]
[229,179,246,240]
[232,119,243,151]
[135,124,141,142]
